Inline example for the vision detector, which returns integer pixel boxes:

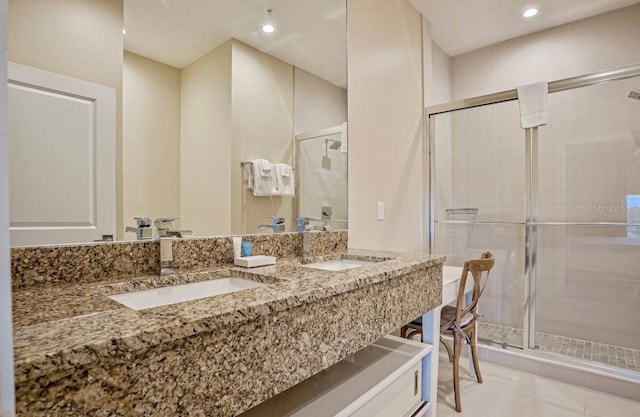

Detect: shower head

[327,139,342,150]
[629,89,640,101]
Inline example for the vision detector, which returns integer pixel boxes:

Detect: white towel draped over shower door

[275,163,295,197]
[251,159,278,196]
[517,81,549,128]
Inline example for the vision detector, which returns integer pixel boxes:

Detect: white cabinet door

[7,63,115,246]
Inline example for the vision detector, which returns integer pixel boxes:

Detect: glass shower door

[431,100,527,348]
[295,126,348,229]
[533,76,640,370]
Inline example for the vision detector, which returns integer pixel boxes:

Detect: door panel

[7,63,115,246]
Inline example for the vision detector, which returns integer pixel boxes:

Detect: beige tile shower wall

[123,52,181,236]
[347,0,426,253]
[231,41,294,234]
[293,68,347,134]
[538,79,640,224]
[298,138,348,222]
[180,41,233,236]
[7,0,124,238]
[450,4,640,100]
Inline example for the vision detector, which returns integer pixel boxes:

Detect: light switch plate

[377,201,384,221]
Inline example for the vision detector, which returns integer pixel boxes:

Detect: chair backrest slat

[455,252,495,323]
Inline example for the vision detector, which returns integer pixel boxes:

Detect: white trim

[334,335,432,417]
[0,0,16,413]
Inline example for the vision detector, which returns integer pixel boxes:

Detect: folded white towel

[252,159,278,196]
[517,82,549,129]
[275,163,295,197]
[254,159,272,176]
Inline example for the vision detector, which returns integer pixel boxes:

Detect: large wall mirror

[7,0,347,246]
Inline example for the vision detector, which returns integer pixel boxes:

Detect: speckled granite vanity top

[12,249,445,383]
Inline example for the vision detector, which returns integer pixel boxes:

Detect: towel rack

[240,161,295,170]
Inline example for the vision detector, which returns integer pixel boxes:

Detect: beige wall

[123,52,181,236]
[8,0,124,238]
[451,4,640,100]
[429,40,453,256]
[347,0,426,252]
[294,67,347,134]
[231,41,294,234]
[180,39,345,236]
[180,40,233,237]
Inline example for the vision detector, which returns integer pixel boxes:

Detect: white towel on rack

[275,163,295,197]
[517,82,548,128]
[244,163,254,190]
[252,159,278,196]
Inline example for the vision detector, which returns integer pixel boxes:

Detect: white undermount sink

[108,278,266,310]
[302,259,372,271]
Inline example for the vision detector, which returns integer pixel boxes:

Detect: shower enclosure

[428,65,640,373]
[295,124,348,229]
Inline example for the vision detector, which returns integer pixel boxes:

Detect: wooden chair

[401,252,495,413]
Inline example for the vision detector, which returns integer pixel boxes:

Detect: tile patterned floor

[477,322,640,372]
[437,355,640,417]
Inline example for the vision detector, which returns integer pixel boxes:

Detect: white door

[7,63,116,246]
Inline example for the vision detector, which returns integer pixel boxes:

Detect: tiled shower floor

[477,322,640,372]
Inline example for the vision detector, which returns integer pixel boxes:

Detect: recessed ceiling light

[262,24,275,34]
[122,28,127,35]
[522,8,539,18]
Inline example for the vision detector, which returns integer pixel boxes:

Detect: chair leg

[400,325,407,338]
[440,336,454,363]
[452,333,463,413]
[469,328,483,384]
[406,329,420,341]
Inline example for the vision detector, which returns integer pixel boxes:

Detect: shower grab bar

[446,208,479,215]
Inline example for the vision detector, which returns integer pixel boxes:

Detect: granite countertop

[13,249,445,384]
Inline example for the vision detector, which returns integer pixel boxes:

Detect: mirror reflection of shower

[322,138,342,169]
[295,123,348,230]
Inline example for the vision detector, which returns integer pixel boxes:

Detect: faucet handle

[267,216,284,224]
[134,217,151,227]
[154,217,178,230]
[296,216,317,232]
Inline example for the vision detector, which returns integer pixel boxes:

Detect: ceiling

[125,0,639,88]
[409,0,640,57]
[124,0,347,88]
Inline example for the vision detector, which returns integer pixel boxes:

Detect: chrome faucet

[258,216,285,233]
[297,216,333,231]
[126,217,153,240]
[154,218,193,275]
[296,216,319,257]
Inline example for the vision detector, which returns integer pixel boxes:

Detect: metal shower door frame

[425,63,640,352]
